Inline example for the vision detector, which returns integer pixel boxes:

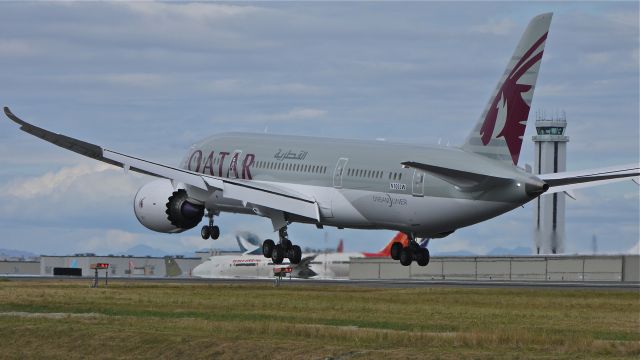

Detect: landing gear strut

[396,233,430,267]
[262,226,302,265]
[200,211,220,240]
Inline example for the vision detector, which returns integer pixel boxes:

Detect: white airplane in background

[193,233,409,279]
[5,13,639,268]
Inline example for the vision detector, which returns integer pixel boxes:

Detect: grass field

[0,279,638,359]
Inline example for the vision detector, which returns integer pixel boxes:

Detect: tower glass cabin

[532,113,569,254]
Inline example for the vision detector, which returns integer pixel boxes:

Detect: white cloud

[205,79,326,96]
[0,38,38,57]
[1,163,115,199]
[220,107,328,125]
[472,18,516,35]
[82,229,140,253]
[584,52,613,65]
[627,241,640,255]
[123,2,267,22]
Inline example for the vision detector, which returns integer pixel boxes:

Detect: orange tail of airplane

[336,239,344,253]
[362,232,409,257]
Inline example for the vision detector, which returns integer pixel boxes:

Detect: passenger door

[333,158,349,188]
[412,169,425,197]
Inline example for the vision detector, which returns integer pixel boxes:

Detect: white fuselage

[180,133,540,237]
[192,252,364,279]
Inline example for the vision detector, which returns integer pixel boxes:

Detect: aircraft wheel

[200,226,210,240]
[399,247,413,266]
[282,239,293,251]
[262,239,275,258]
[210,225,220,240]
[416,248,430,267]
[272,244,285,264]
[290,245,302,264]
[423,248,430,265]
[390,242,403,260]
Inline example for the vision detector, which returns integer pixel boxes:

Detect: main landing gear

[200,211,220,240]
[262,226,302,265]
[390,233,430,267]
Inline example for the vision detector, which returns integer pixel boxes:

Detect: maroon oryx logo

[479,33,548,164]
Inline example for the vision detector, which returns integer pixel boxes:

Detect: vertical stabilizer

[462,13,552,165]
[363,232,409,257]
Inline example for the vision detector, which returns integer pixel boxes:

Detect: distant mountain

[120,244,168,257]
[487,246,532,256]
[0,248,38,259]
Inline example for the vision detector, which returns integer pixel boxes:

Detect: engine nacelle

[133,179,204,233]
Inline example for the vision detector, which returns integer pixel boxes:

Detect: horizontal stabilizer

[539,164,640,193]
[401,161,513,191]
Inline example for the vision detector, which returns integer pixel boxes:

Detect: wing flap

[204,177,319,221]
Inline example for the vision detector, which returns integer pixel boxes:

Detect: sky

[0,1,637,256]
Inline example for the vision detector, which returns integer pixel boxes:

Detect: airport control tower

[533,112,569,254]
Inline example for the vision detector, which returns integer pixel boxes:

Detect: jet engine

[133,179,204,233]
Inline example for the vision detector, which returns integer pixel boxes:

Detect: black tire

[210,225,220,240]
[399,248,413,266]
[200,226,210,240]
[416,248,430,267]
[290,245,302,264]
[390,242,403,260]
[272,244,285,264]
[262,239,275,258]
[282,239,293,251]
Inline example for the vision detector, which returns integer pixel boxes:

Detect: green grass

[0,279,638,359]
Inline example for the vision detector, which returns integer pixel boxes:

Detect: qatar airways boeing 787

[5,13,638,267]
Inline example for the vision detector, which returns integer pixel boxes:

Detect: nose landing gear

[262,226,302,265]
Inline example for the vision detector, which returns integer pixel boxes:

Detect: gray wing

[4,107,320,221]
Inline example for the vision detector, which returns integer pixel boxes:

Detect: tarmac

[2,275,638,290]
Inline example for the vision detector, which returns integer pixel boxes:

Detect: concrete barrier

[349,255,639,282]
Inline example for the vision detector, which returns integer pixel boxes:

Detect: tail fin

[336,239,344,253]
[462,13,553,165]
[164,257,183,277]
[236,232,262,255]
[363,232,409,257]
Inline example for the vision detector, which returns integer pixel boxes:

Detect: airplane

[192,232,408,279]
[5,13,639,268]
[235,231,408,278]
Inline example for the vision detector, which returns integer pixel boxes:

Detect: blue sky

[0,1,637,256]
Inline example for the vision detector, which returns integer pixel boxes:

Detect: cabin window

[398,173,402,181]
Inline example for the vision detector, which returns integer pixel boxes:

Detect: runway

[2,275,638,290]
